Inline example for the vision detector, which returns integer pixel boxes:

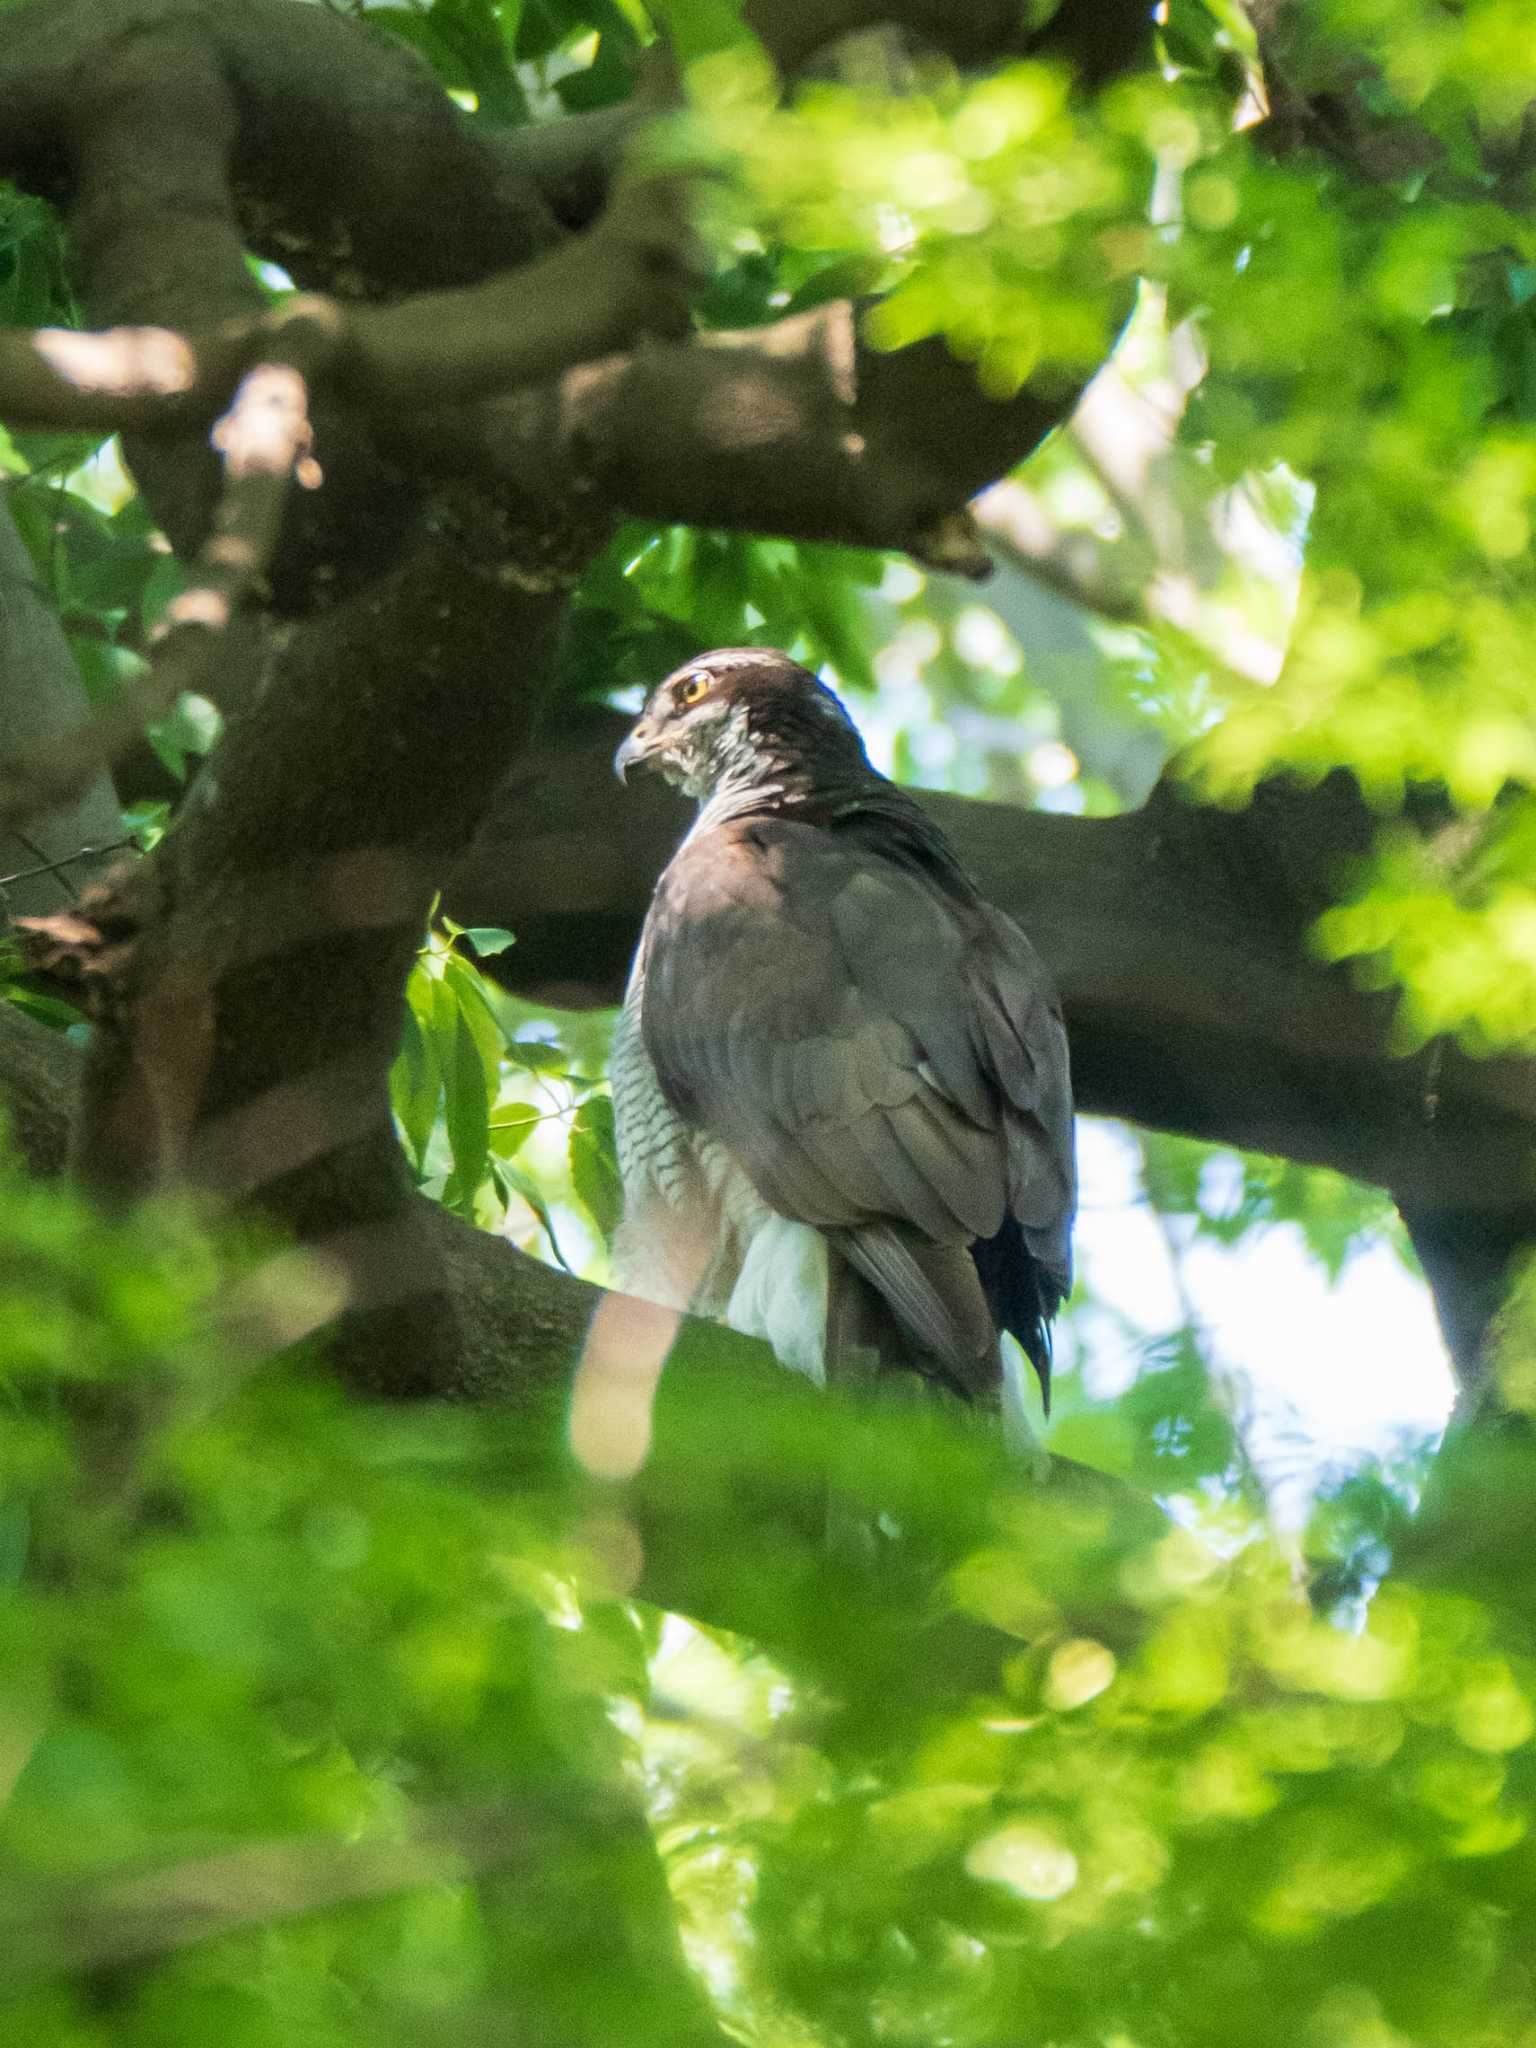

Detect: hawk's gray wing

[638,812,1074,1395]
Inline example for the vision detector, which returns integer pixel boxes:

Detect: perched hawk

[611,648,1075,1441]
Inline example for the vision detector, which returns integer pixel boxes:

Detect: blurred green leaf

[0,1498,29,1590]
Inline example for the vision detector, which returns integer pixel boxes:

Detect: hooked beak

[613,727,651,782]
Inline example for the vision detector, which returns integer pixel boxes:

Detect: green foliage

[0,1147,1526,2048]
[391,918,620,1266]
[367,0,648,118]
[562,523,890,703]
[0,185,72,331]
[0,935,80,1034]
[688,53,1146,399]
[0,1154,678,2046]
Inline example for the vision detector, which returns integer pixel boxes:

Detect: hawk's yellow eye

[678,671,711,706]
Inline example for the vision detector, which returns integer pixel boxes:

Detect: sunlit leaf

[440,1002,491,1215]
[568,1093,621,1242]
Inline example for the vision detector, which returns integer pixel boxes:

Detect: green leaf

[67,636,149,714]
[568,1094,622,1242]
[148,691,222,775]
[0,1498,29,1591]
[370,0,531,122]
[551,0,643,112]
[459,925,516,958]
[391,999,442,1174]
[649,0,751,64]
[3,987,84,1033]
[495,1159,576,1270]
[122,798,172,852]
[441,1003,492,1215]
[139,548,190,639]
[442,951,507,1079]
[490,1103,545,1158]
[505,1036,568,1074]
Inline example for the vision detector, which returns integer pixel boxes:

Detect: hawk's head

[614,648,870,801]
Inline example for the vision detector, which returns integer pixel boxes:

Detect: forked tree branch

[0,0,1151,441]
[395,300,1100,575]
[0,162,704,438]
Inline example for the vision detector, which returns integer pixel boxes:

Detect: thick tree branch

[335,163,704,409]
[1,294,1094,582]
[0,0,562,292]
[490,104,648,233]
[0,0,573,596]
[1,0,1146,448]
[12,459,613,1386]
[0,162,704,437]
[403,301,1100,573]
[0,999,76,1176]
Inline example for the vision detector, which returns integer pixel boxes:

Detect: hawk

[610,648,1075,1446]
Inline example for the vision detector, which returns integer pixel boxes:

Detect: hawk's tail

[824,1248,1047,1477]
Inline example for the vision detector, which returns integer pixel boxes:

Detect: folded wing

[639,811,1074,1397]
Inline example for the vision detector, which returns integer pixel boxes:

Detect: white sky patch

[1065,1120,1455,1519]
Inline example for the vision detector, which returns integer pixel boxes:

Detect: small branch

[0,327,329,837]
[162,351,321,634]
[973,478,1144,623]
[0,1793,624,1983]
[0,837,134,894]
